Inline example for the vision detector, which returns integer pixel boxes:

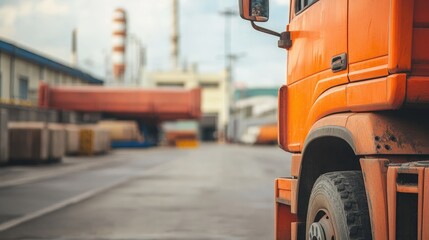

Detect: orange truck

[239,0,429,239]
[256,123,278,145]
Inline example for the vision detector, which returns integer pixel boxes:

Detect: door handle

[331,53,347,72]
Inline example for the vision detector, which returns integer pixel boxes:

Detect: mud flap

[275,178,304,240]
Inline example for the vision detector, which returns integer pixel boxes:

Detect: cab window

[295,0,317,14]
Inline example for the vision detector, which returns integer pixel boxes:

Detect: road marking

[0,157,124,188]
[0,175,135,232]
[0,158,177,232]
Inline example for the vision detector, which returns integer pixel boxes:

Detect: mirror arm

[251,21,281,37]
[251,21,292,49]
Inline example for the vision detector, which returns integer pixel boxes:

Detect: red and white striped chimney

[112,8,127,81]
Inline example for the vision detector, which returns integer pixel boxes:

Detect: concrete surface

[0,144,291,240]
[0,151,134,188]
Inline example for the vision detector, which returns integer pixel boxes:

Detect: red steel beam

[39,82,201,121]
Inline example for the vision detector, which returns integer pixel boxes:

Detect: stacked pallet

[47,123,66,162]
[8,122,65,164]
[98,120,143,142]
[6,122,111,164]
[64,124,80,155]
[79,125,110,155]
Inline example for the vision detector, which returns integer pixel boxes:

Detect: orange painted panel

[388,0,414,73]
[279,74,407,151]
[278,189,291,202]
[275,178,297,240]
[348,56,389,82]
[348,0,389,66]
[306,85,348,131]
[278,85,288,152]
[347,74,406,111]
[360,158,389,240]
[387,167,398,240]
[290,154,301,178]
[412,0,429,76]
[423,169,429,240]
[281,72,349,152]
[417,168,425,240]
[412,28,429,75]
[287,0,347,85]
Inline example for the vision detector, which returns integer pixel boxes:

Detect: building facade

[147,68,229,141]
[0,39,103,104]
[228,88,278,143]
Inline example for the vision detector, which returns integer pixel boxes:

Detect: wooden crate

[8,122,49,163]
[47,123,66,162]
[98,120,143,142]
[64,124,80,155]
[79,125,111,155]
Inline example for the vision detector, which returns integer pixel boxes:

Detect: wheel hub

[308,222,326,240]
[309,212,335,240]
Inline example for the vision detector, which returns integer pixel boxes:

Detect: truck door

[348,0,389,82]
[287,0,348,86]
[285,0,348,150]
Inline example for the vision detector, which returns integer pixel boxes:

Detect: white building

[0,38,103,104]
[228,95,278,143]
[147,68,229,141]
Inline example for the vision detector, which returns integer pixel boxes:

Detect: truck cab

[239,0,429,239]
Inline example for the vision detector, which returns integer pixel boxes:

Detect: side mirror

[239,0,291,50]
[239,0,269,22]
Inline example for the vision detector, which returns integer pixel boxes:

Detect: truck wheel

[306,171,372,240]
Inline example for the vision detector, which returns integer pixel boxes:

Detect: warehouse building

[147,68,229,141]
[0,38,103,104]
[227,88,278,143]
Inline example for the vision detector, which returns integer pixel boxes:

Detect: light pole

[219,8,237,142]
[219,8,235,83]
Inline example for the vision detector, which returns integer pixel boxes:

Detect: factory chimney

[112,8,127,81]
[71,28,77,66]
[171,0,179,70]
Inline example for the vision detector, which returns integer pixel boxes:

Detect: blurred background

[0,0,291,239]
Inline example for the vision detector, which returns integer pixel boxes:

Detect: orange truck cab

[239,0,429,239]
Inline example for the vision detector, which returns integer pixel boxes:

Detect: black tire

[306,171,372,240]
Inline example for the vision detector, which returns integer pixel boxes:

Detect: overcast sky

[0,0,290,87]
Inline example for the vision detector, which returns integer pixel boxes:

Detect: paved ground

[0,144,291,240]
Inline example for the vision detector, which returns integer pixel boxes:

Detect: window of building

[244,106,253,118]
[156,82,185,88]
[55,72,60,85]
[19,76,29,100]
[199,82,219,89]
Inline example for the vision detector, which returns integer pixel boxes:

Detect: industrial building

[147,68,229,141]
[227,88,278,144]
[0,38,103,104]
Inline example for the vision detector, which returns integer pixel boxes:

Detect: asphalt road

[0,144,291,240]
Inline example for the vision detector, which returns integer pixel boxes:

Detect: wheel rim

[308,209,335,240]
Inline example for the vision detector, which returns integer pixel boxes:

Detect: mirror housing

[239,0,292,50]
[239,0,269,22]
